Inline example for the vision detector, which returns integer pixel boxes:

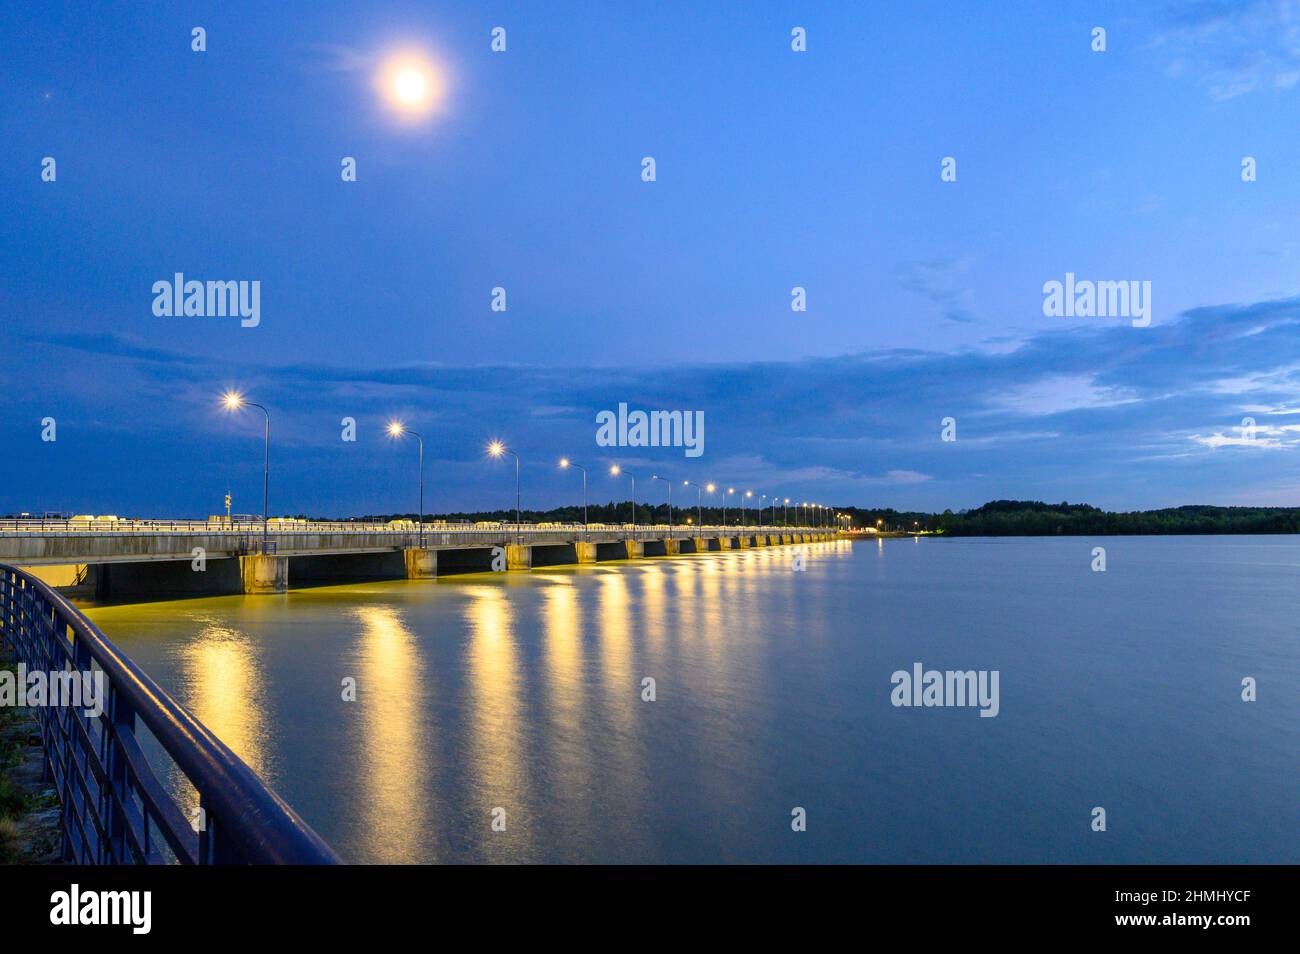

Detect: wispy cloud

[1156,0,1300,100]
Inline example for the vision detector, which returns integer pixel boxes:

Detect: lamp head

[610,464,621,476]
[222,391,244,411]
[488,441,505,458]
[387,421,405,437]
[559,458,570,469]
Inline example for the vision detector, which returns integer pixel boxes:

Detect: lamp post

[487,441,521,545]
[783,497,790,526]
[651,474,672,539]
[386,421,425,547]
[743,490,753,527]
[559,458,588,530]
[222,391,270,550]
[683,480,710,528]
[611,465,635,536]
[724,487,734,526]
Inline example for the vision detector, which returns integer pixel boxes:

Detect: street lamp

[650,474,672,538]
[222,391,270,550]
[487,440,521,545]
[387,421,425,547]
[610,464,635,534]
[724,487,735,526]
[559,458,588,530]
[744,489,753,526]
[783,497,790,526]
[683,480,709,528]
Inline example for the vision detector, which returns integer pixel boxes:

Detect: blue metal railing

[0,563,339,864]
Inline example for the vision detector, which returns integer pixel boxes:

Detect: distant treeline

[842,500,1300,536]
[302,499,1300,536]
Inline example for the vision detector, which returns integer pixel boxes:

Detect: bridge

[0,518,837,600]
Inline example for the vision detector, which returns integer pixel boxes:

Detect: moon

[376,51,444,119]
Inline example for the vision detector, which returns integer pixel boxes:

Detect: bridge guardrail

[0,563,340,865]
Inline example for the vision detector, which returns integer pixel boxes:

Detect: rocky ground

[0,651,63,864]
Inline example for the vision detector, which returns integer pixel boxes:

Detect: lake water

[83,537,1299,864]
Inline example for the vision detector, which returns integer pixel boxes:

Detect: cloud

[1155,0,1300,100]
[894,258,978,324]
[11,293,1300,512]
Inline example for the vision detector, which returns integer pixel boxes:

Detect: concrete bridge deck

[0,520,837,600]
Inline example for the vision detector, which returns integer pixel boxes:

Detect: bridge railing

[0,563,340,865]
[0,518,821,537]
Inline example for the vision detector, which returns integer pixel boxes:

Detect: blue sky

[4,1,1300,517]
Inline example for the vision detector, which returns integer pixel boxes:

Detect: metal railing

[0,563,340,864]
[0,517,823,536]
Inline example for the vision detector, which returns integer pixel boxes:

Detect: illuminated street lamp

[783,497,790,526]
[744,489,753,526]
[651,474,673,539]
[386,421,425,547]
[559,458,588,530]
[610,464,635,533]
[222,391,270,550]
[683,480,712,528]
[487,440,521,545]
[724,487,735,526]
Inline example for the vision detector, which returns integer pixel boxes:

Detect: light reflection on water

[82,539,1299,864]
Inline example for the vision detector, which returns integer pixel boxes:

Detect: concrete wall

[288,551,407,585]
[434,546,498,575]
[531,543,578,568]
[93,558,244,601]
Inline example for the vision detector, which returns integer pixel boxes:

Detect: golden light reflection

[540,579,591,800]
[464,586,530,851]
[352,604,431,863]
[182,622,268,776]
[177,621,269,824]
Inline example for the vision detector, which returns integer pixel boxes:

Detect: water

[82,537,1299,864]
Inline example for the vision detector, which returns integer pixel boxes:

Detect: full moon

[394,69,427,104]
[375,50,444,119]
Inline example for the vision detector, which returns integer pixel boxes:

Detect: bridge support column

[664,538,680,556]
[719,536,732,549]
[624,540,643,559]
[403,547,438,579]
[739,535,751,548]
[240,554,288,594]
[575,541,599,564]
[506,544,532,571]
[693,537,708,553]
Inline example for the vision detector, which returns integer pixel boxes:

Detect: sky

[4,1,1300,517]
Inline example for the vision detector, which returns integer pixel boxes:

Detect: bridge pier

[403,547,438,579]
[505,544,532,571]
[625,540,643,559]
[575,541,598,564]
[240,554,288,594]
[738,535,751,548]
[664,538,680,556]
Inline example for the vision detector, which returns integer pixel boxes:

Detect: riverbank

[0,651,62,864]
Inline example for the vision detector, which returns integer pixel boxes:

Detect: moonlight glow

[376,51,443,119]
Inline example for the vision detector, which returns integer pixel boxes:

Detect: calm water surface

[83,537,1299,863]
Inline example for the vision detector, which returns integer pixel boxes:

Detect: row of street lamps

[220,392,842,547]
